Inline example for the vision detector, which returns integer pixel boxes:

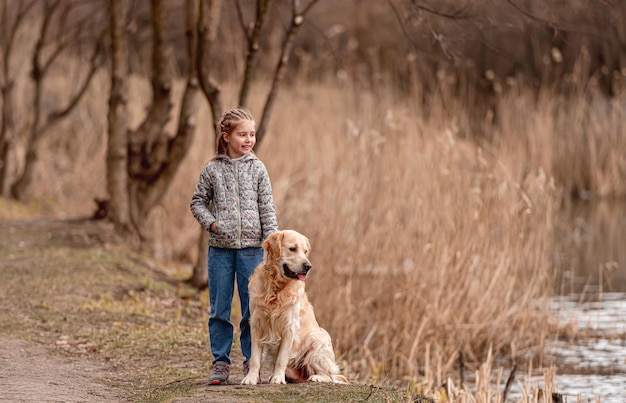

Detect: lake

[545,201,625,402]
[497,201,625,402]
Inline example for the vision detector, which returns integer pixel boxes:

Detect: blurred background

[1,0,624,400]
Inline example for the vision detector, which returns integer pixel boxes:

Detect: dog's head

[263,230,312,281]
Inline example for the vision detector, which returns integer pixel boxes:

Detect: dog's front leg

[269,332,293,384]
[241,339,263,385]
[270,304,300,385]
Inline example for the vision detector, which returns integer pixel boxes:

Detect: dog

[241,230,349,385]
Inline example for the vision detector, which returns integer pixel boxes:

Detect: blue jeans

[207,247,263,366]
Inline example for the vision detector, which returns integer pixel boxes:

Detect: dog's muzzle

[283,262,311,281]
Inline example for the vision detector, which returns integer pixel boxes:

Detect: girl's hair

[216,108,255,155]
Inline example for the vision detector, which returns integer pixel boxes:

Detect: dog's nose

[303,261,312,273]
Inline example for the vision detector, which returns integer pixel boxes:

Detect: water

[489,292,626,402]
[548,293,626,402]
[548,201,626,402]
[501,202,626,402]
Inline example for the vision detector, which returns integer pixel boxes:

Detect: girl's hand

[210,222,217,233]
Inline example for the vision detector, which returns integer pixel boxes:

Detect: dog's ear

[263,231,284,260]
[304,236,311,256]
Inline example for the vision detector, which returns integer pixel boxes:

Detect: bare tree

[129,0,203,246]
[108,0,131,229]
[187,0,225,288]
[187,0,320,288]
[106,0,203,249]
[10,0,106,201]
[123,0,177,244]
[0,1,37,198]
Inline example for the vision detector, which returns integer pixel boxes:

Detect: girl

[190,108,278,385]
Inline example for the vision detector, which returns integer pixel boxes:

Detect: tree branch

[1,0,37,80]
[256,0,319,145]
[411,0,473,20]
[32,0,61,81]
[45,31,106,126]
[504,0,605,40]
[238,0,270,107]
[197,0,224,138]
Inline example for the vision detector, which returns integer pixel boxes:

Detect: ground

[0,338,120,402]
[0,215,429,403]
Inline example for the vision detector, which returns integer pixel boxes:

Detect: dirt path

[0,217,420,403]
[0,336,301,403]
[0,337,348,403]
[0,338,123,402]
[0,337,263,403]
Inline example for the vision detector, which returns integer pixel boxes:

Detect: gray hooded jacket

[190,153,278,249]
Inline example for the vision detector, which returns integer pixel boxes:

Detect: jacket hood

[215,152,258,163]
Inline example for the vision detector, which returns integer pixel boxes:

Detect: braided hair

[217,108,256,155]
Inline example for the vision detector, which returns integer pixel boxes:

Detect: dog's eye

[289,246,297,252]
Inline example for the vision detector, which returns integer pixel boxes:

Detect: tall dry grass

[256,80,560,396]
[495,84,626,203]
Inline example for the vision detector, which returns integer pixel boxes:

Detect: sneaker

[243,362,250,377]
[209,361,230,385]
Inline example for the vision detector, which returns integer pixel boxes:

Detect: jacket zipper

[234,161,242,248]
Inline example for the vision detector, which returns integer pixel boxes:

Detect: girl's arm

[190,168,216,232]
[258,165,278,238]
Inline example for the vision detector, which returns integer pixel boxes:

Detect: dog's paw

[309,374,332,383]
[241,373,259,385]
[269,373,287,384]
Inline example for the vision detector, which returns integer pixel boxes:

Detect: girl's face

[224,120,256,158]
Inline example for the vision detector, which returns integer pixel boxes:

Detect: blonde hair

[216,108,256,155]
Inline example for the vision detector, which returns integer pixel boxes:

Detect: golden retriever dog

[241,230,348,385]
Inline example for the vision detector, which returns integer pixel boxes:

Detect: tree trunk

[123,0,196,253]
[125,0,174,249]
[0,83,16,198]
[107,0,131,229]
[197,0,224,126]
[189,228,209,289]
[0,1,34,197]
[188,0,224,287]
[105,0,204,256]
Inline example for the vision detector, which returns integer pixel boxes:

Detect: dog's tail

[332,374,350,384]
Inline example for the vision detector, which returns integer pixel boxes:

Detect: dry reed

[258,80,561,399]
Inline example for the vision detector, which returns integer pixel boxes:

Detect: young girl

[190,108,278,385]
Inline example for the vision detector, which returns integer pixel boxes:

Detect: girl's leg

[235,247,264,363]
[208,247,236,365]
